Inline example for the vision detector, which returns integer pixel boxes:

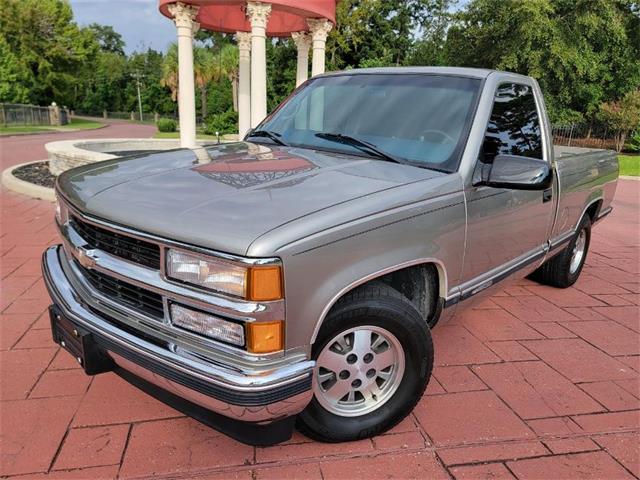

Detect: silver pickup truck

[43,67,618,445]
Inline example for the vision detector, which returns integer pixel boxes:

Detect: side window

[482,83,543,162]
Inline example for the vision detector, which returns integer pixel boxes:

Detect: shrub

[624,130,640,153]
[157,118,177,132]
[597,90,640,152]
[204,110,238,136]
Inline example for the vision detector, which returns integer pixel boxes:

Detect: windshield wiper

[315,132,402,164]
[246,129,289,146]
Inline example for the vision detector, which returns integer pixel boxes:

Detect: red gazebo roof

[159,0,336,37]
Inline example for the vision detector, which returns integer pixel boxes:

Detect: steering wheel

[420,129,455,144]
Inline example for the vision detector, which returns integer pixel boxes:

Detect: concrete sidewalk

[1,175,638,479]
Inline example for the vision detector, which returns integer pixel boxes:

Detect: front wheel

[529,216,591,288]
[297,283,433,442]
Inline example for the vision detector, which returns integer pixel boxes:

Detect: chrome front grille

[79,264,164,319]
[71,215,161,270]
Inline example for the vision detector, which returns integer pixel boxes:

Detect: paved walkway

[0,130,638,478]
[0,119,156,170]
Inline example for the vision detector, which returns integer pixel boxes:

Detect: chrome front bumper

[42,246,314,439]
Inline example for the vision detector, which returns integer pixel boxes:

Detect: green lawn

[62,117,104,130]
[0,117,104,135]
[618,154,640,176]
[0,125,53,134]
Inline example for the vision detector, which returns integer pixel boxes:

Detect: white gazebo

[159,0,337,148]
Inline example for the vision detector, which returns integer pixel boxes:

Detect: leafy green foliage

[88,23,125,55]
[1,0,638,139]
[204,110,238,136]
[444,0,640,123]
[0,0,99,106]
[598,90,640,151]
[157,118,177,132]
[625,130,640,152]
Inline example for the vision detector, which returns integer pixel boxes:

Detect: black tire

[297,283,433,443]
[529,216,591,288]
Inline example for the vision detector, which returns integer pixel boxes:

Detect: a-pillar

[247,2,271,128]
[291,32,311,87]
[236,31,252,139]
[168,2,199,149]
[307,19,332,77]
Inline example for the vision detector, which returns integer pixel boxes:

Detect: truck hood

[58,142,442,255]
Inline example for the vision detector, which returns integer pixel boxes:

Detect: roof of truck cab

[318,66,497,79]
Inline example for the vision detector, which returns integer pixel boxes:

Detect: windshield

[255,73,482,172]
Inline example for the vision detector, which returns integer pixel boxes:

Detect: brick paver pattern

[1,126,638,479]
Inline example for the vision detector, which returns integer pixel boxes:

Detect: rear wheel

[529,216,591,288]
[297,283,433,442]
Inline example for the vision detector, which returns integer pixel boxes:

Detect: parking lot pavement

[1,177,638,479]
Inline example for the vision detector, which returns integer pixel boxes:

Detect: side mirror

[475,154,552,190]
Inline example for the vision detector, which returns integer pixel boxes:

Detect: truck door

[461,81,556,290]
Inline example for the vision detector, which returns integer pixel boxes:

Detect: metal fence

[75,110,181,124]
[0,103,52,126]
[551,123,622,151]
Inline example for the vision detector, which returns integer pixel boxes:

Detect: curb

[1,160,55,202]
[620,175,639,181]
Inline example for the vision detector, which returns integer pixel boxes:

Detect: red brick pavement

[0,134,638,478]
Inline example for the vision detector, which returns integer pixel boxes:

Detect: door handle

[543,188,553,203]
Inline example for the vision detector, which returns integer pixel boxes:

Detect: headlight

[166,249,283,301]
[54,193,67,225]
[170,303,244,346]
[55,200,62,224]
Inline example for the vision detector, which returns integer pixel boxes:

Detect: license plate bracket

[49,306,114,375]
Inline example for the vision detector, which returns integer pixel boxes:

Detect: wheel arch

[310,259,447,344]
[583,198,602,223]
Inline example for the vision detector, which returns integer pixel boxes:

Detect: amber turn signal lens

[247,266,283,301]
[247,321,284,353]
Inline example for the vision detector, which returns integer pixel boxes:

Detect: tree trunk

[231,75,238,112]
[200,85,207,119]
[616,131,627,152]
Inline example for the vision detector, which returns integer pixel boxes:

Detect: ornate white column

[236,32,252,139]
[291,32,311,87]
[247,2,271,128]
[307,19,332,77]
[168,2,199,149]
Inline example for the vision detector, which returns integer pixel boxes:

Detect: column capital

[246,2,272,30]
[291,31,311,52]
[307,18,333,42]
[235,31,252,51]
[168,2,200,32]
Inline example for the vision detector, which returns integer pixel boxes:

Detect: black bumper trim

[115,367,296,446]
[95,326,312,407]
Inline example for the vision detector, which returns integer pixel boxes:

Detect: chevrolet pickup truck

[43,67,618,445]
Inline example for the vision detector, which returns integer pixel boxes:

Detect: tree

[194,46,216,118]
[0,35,33,103]
[218,44,239,112]
[326,0,449,70]
[598,90,640,151]
[161,43,179,102]
[0,0,99,107]
[88,23,125,55]
[444,0,640,123]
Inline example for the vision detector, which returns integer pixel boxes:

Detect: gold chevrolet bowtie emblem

[75,247,97,269]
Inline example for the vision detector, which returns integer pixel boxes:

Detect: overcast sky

[69,0,176,54]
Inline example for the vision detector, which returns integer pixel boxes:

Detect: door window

[482,83,543,162]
